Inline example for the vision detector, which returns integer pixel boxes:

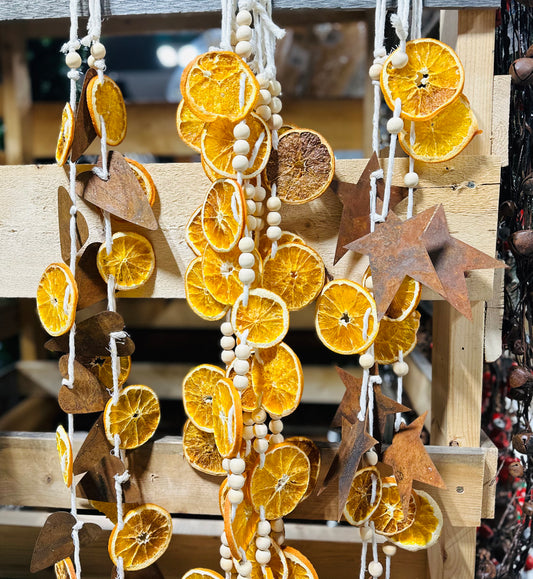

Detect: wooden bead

[270,114,283,130]
[243,425,255,440]
[254,201,264,216]
[239,268,255,284]
[228,474,246,489]
[237,561,252,576]
[234,122,251,139]
[253,438,269,454]
[236,10,252,26]
[247,215,258,230]
[256,105,272,121]
[266,211,281,226]
[246,200,257,214]
[66,51,82,69]
[270,97,282,114]
[221,350,236,364]
[273,531,285,545]
[235,343,252,359]
[228,488,244,504]
[266,197,281,211]
[269,79,282,96]
[230,458,246,474]
[365,449,378,466]
[254,186,267,201]
[360,527,373,542]
[232,155,249,172]
[256,536,271,550]
[90,42,106,59]
[368,561,383,577]
[236,25,253,42]
[220,544,232,558]
[243,412,255,425]
[271,518,284,532]
[239,236,255,252]
[359,353,375,369]
[239,252,255,269]
[255,549,271,565]
[257,520,271,536]
[258,89,272,105]
[235,41,253,59]
[222,458,231,471]
[87,55,96,68]
[387,117,404,134]
[221,322,234,336]
[393,361,409,376]
[404,172,419,188]
[270,433,284,444]
[220,557,233,572]
[234,139,250,155]
[254,423,268,438]
[382,544,397,557]
[369,63,382,80]
[266,226,282,240]
[253,408,267,423]
[391,51,409,69]
[269,419,283,434]
[220,335,236,350]
[234,359,250,375]
[256,72,270,89]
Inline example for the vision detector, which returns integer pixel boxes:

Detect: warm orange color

[176,99,210,153]
[56,103,75,166]
[182,419,226,476]
[97,232,155,291]
[315,279,379,355]
[202,179,245,252]
[250,342,303,417]
[54,557,76,579]
[186,206,209,257]
[181,51,260,122]
[83,355,131,390]
[373,310,420,365]
[181,569,225,579]
[232,289,289,349]
[370,482,417,536]
[212,377,243,458]
[185,257,229,321]
[283,546,319,579]
[201,113,271,180]
[258,231,305,260]
[262,243,325,311]
[398,95,480,162]
[55,424,73,488]
[285,436,321,500]
[381,38,464,121]
[226,360,258,412]
[182,363,225,432]
[103,384,160,449]
[245,536,288,579]
[249,442,310,519]
[343,466,382,526]
[87,74,127,146]
[124,158,157,206]
[108,503,172,571]
[37,263,78,337]
[223,493,259,560]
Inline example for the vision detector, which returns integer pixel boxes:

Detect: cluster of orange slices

[380,38,480,162]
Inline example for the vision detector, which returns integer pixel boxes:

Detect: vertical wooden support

[429,10,496,578]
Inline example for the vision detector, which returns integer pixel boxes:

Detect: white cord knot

[72,519,85,531]
[110,330,128,341]
[61,377,75,388]
[390,14,408,43]
[69,205,78,216]
[80,34,93,47]
[115,470,130,484]
[61,40,81,53]
[92,166,109,180]
[370,169,384,180]
[67,70,81,81]
[94,58,106,71]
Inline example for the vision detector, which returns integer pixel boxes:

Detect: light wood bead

[359,353,375,369]
[65,51,82,69]
[235,343,251,359]
[360,527,373,542]
[87,55,96,68]
[246,200,257,214]
[266,226,282,240]
[239,252,255,269]
[256,536,271,551]
[252,408,267,423]
[221,322,234,336]
[233,375,248,390]
[220,544,232,559]
[266,211,281,226]
[243,412,255,426]
[369,63,383,80]
[220,336,236,350]
[387,117,404,134]
[257,520,271,536]
[222,458,231,471]
[228,474,246,489]
[255,73,270,89]
[236,10,252,26]
[258,89,272,106]
[220,557,233,572]
[253,438,269,454]
[273,531,285,545]
[221,350,236,364]
[391,50,409,69]
[254,217,264,231]
[254,201,264,216]
[234,139,250,155]
[234,359,250,375]
[221,531,229,545]
[256,105,272,121]
[239,236,255,252]
[270,433,284,444]
[247,215,258,230]
[254,423,268,438]
[382,544,397,557]
[365,275,373,290]
[271,518,284,532]
[365,449,379,466]
[255,549,271,565]
[230,457,246,474]
[237,561,252,576]
[233,155,249,172]
[269,419,283,434]
[254,186,267,201]
[90,42,106,59]
[393,361,409,376]
[368,561,383,577]
[236,25,253,42]
[269,79,282,96]
[266,197,281,211]
[228,488,244,504]
[243,425,255,440]
[404,172,419,188]
[235,41,253,59]
[270,114,283,130]
[239,268,255,284]
[270,97,282,114]
[234,122,251,139]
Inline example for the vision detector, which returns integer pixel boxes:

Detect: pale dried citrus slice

[176,99,210,153]
[37,263,78,337]
[283,547,319,579]
[370,482,416,536]
[125,158,157,206]
[56,424,73,487]
[186,206,209,257]
[343,466,382,526]
[262,243,325,311]
[201,113,271,180]
[182,363,226,432]
[202,154,222,183]
[181,51,260,122]
[80,354,131,390]
[315,279,379,355]
[90,500,138,524]
[182,569,225,579]
[202,179,246,252]
[223,493,259,560]
[373,310,420,365]
[258,231,305,260]
[212,376,243,458]
[108,503,172,571]
[202,245,261,306]
[285,436,321,500]
[103,384,160,449]
[183,419,226,476]
[398,94,480,163]
[56,102,75,166]
[245,536,288,579]
[232,289,289,349]
[54,557,76,579]
[380,38,464,121]
[87,74,127,146]
[264,129,335,205]
[249,442,310,519]
[389,490,443,551]
[251,342,303,417]
[186,256,229,321]
[97,232,155,291]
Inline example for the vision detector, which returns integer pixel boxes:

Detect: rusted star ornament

[330,366,363,428]
[374,382,410,438]
[383,412,445,517]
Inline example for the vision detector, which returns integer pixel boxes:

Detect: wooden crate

[0,2,505,578]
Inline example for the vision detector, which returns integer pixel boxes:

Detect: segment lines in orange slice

[87,74,127,146]
[370,482,416,536]
[37,262,78,337]
[223,493,259,560]
[343,466,382,526]
[186,206,210,257]
[125,158,157,206]
[56,424,73,487]
[181,569,225,579]
[182,363,226,432]
[176,99,210,153]
[56,102,75,166]
[212,377,243,458]
[285,436,321,500]
[186,256,229,321]
[283,546,319,579]
[182,419,226,476]
[373,310,420,365]
[54,557,76,579]
[81,354,131,390]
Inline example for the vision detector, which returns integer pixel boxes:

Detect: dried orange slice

[103,384,160,449]
[232,289,289,349]
[183,419,226,476]
[373,310,420,365]
[398,94,480,163]
[202,245,261,306]
[186,206,209,257]
[176,99,210,153]
[226,359,258,412]
[181,51,260,122]
[182,363,226,432]
[264,129,335,205]
[97,232,155,291]
[223,493,259,560]
[262,243,325,311]
[186,256,229,321]
[249,442,310,519]
[251,342,303,417]
[245,536,288,579]
[37,263,78,337]
[212,377,243,458]
[370,482,416,536]
[283,547,319,579]
[202,179,246,252]
[90,500,138,524]
[285,436,321,500]
[258,231,305,260]
[56,102,75,166]
[125,158,157,206]
[108,503,172,571]
[389,490,443,551]
[182,569,225,579]
[315,279,379,355]
[202,154,222,183]
[80,354,131,390]
[343,466,382,526]
[54,557,76,579]
[380,38,464,121]
[56,424,73,487]
[87,74,127,146]
[201,113,271,180]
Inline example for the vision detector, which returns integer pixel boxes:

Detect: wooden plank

[0,155,500,299]
[402,347,432,431]
[0,395,57,431]
[0,510,428,579]
[0,431,491,528]
[31,100,363,160]
[491,75,511,167]
[480,430,498,519]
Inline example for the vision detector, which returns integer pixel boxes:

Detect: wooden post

[429,9,496,578]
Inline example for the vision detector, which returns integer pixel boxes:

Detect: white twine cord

[395,350,404,432]
[391,0,410,55]
[386,554,392,579]
[81,0,102,47]
[411,0,423,40]
[370,521,379,563]
[380,98,402,220]
[220,0,234,51]
[270,183,279,258]
[371,0,387,154]
[359,525,369,579]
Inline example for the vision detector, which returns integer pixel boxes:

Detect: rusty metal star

[374,383,411,438]
[330,366,363,428]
